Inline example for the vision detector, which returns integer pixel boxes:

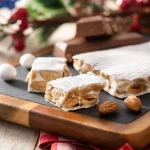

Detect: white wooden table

[0,119,39,150]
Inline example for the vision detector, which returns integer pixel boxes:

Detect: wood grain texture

[0,91,149,149]
[1,92,150,149]
[0,119,39,150]
[0,94,39,127]
[29,104,150,150]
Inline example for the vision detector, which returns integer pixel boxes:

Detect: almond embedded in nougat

[30,81,46,92]
[127,84,147,94]
[30,71,36,80]
[81,94,97,106]
[124,96,142,111]
[40,71,62,82]
[62,97,78,108]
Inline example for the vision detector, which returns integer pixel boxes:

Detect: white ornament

[0,63,17,80]
[19,53,35,69]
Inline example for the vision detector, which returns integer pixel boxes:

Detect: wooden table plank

[0,119,39,150]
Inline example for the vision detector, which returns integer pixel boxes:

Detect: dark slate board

[0,53,149,124]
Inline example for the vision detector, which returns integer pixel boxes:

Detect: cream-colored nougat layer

[45,74,103,111]
[73,42,150,98]
[27,57,71,92]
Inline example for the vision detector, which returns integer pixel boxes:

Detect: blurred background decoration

[0,0,150,55]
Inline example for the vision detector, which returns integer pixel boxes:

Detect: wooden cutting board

[0,44,150,150]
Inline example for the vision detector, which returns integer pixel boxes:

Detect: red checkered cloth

[38,132,134,150]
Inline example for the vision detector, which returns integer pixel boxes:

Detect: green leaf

[36,25,58,43]
[26,0,69,21]
[91,3,104,12]
[0,33,7,41]
[68,0,76,6]
[36,0,64,8]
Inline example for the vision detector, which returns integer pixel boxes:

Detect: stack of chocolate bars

[53,15,148,62]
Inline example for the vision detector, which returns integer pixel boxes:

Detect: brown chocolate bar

[75,16,131,37]
[53,32,148,62]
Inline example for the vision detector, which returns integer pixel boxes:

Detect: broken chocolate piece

[75,16,131,37]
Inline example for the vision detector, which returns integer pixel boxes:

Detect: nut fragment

[30,81,46,92]
[30,71,36,80]
[116,89,126,95]
[101,72,109,80]
[92,84,102,91]
[40,71,61,82]
[93,69,100,76]
[133,78,147,84]
[124,96,142,111]
[78,87,91,96]
[118,81,131,89]
[116,81,130,95]
[98,101,119,114]
[128,84,147,94]
[63,65,71,77]
[66,53,73,62]
[81,94,97,106]
[45,91,52,100]
[81,63,92,73]
[62,97,78,108]
[73,59,82,71]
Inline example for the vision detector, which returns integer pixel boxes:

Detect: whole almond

[98,101,119,115]
[30,81,46,92]
[124,96,142,111]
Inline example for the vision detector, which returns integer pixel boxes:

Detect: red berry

[75,5,82,14]
[16,8,28,19]
[11,32,24,39]
[14,37,25,52]
[10,8,28,21]
[19,20,28,31]
[116,0,130,10]
[131,21,141,32]
[116,0,136,10]
[9,14,17,22]
[136,0,150,6]
[132,13,139,20]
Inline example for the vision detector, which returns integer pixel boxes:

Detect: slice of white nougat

[27,57,71,93]
[45,74,103,111]
[73,42,150,98]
